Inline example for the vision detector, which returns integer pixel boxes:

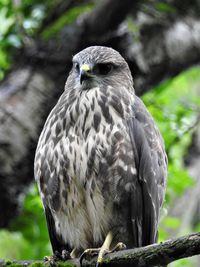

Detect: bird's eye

[93,63,114,75]
[74,62,80,72]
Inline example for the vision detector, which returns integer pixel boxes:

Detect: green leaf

[41,4,93,40]
[163,217,181,229]
[0,7,14,35]
[169,258,194,267]
[0,49,10,69]
[0,230,32,260]
[9,184,51,259]
[155,3,176,13]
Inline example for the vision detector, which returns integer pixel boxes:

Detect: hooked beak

[80,64,92,84]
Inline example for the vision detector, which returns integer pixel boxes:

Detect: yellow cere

[80,64,91,72]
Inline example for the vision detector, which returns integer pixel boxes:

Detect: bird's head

[66,46,134,91]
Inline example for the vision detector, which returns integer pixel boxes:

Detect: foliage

[0,0,45,79]
[0,185,50,260]
[143,66,200,267]
[0,230,32,259]
[0,0,93,80]
[41,4,93,40]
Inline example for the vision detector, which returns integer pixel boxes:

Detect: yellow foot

[96,241,126,267]
[44,255,57,267]
[79,232,126,267]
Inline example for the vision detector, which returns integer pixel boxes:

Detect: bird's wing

[44,206,68,254]
[127,96,167,246]
[34,135,71,255]
[35,175,69,254]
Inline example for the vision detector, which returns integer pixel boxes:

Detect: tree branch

[84,0,137,36]
[126,17,200,95]
[1,232,200,267]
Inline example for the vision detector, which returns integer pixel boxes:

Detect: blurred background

[0,0,200,266]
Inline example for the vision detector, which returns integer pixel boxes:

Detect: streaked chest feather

[35,86,134,249]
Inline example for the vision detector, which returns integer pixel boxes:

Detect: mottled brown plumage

[34,46,167,259]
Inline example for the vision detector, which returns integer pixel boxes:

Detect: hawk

[34,46,167,265]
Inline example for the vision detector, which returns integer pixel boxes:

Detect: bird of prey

[34,46,167,265]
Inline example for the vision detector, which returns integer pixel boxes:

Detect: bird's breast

[35,86,135,249]
[65,86,132,181]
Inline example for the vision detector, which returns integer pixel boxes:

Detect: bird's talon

[79,252,86,267]
[43,255,57,267]
[111,242,126,252]
[61,249,71,260]
[79,248,100,266]
[43,250,70,266]
[96,257,103,267]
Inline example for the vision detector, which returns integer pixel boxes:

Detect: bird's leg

[80,231,126,267]
[96,233,126,267]
[96,231,113,267]
[70,248,79,259]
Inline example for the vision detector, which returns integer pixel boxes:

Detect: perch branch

[0,232,200,267]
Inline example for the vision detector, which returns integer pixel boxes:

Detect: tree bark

[0,68,56,227]
[0,232,200,267]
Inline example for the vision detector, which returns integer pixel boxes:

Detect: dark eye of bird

[74,62,80,72]
[93,63,114,75]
